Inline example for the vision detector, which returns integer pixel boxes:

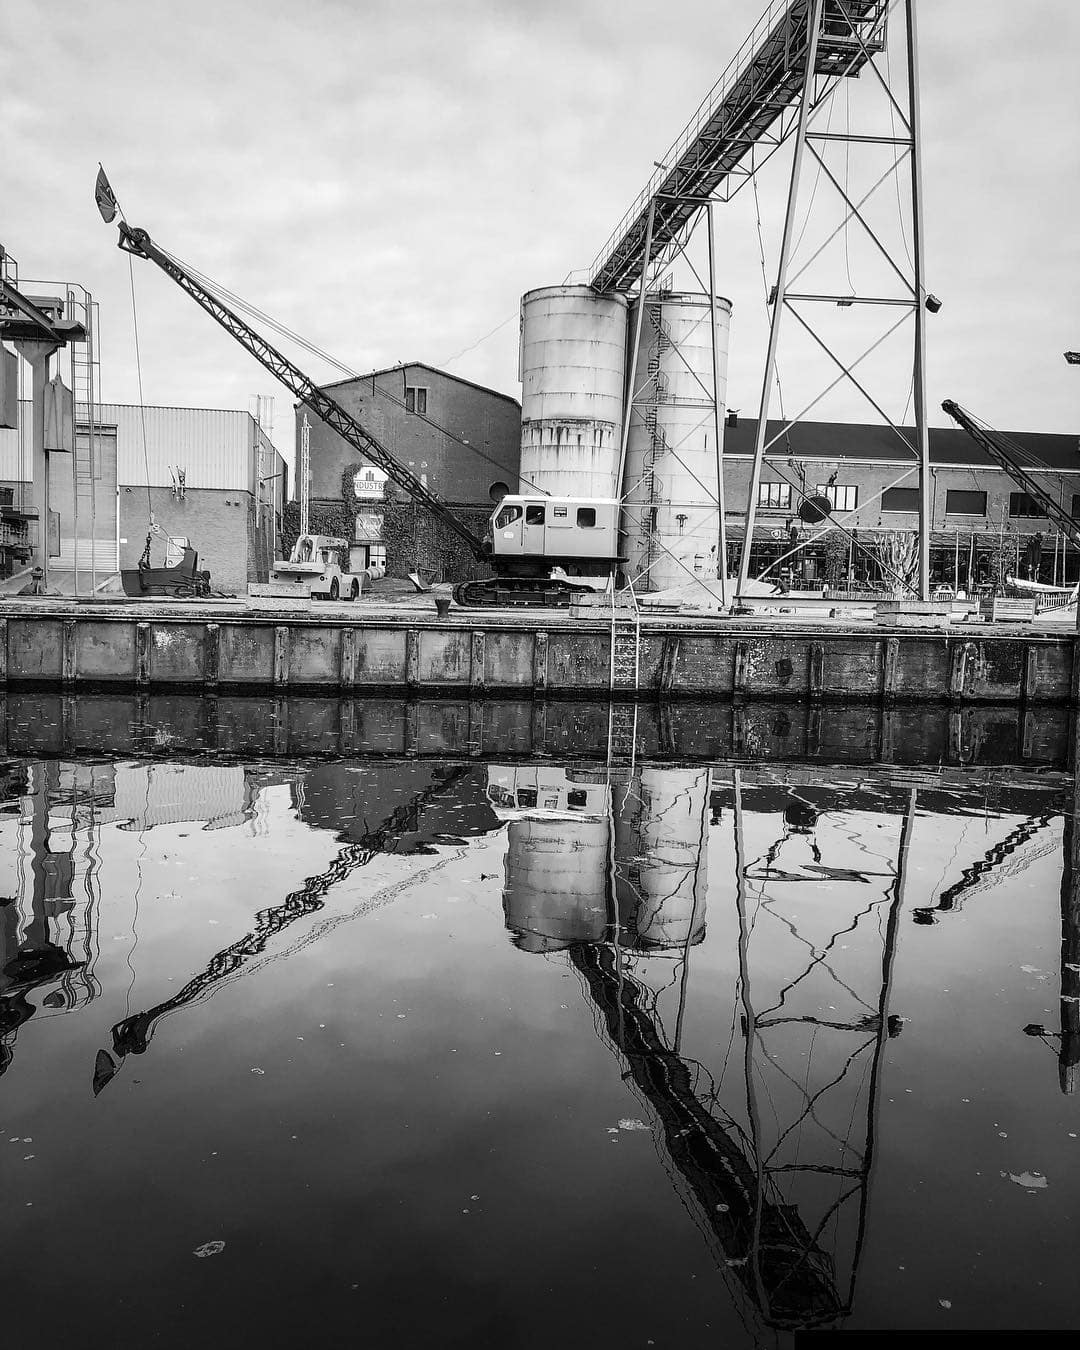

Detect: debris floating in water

[193,1240,226,1258]
[1006,1171,1048,1189]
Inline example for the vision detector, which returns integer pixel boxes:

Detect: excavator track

[452,577,598,609]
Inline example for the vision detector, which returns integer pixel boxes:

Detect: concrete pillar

[12,338,60,589]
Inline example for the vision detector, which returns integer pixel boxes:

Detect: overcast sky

[4,0,1078,469]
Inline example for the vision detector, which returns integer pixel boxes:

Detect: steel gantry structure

[589,0,937,603]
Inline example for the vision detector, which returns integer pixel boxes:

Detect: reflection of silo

[614,768,709,949]
[623,293,732,592]
[503,815,611,952]
[519,285,629,498]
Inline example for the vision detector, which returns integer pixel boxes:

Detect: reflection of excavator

[99,765,476,1074]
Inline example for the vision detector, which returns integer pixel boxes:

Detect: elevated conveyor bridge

[589,0,888,294]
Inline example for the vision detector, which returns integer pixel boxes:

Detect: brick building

[295,363,520,574]
[721,417,1080,588]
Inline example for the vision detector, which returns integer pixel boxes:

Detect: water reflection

[1,702,1077,1340]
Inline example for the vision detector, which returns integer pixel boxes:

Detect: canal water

[1,697,1077,1347]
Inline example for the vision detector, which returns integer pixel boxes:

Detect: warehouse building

[294,363,520,577]
[0,402,286,593]
[720,417,1080,589]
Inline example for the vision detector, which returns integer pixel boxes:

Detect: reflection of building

[0,762,108,1075]
[0,759,289,1076]
[296,762,498,853]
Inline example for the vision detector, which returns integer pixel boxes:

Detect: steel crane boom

[942,399,1080,545]
[117,221,489,560]
[114,218,622,607]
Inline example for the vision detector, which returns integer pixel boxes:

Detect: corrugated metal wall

[0,401,276,492]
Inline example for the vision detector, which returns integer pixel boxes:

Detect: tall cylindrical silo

[613,767,709,950]
[519,285,629,499]
[622,292,732,592]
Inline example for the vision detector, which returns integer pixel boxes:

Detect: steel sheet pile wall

[624,293,731,592]
[518,286,628,498]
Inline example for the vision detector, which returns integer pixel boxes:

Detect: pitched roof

[316,362,521,410]
[723,417,1080,470]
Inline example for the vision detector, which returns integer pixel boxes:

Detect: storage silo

[622,292,732,592]
[614,767,709,950]
[519,285,629,499]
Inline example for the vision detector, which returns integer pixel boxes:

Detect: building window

[817,483,858,512]
[405,386,428,415]
[881,487,919,512]
[576,507,597,528]
[945,489,987,516]
[758,482,792,509]
[1009,492,1044,518]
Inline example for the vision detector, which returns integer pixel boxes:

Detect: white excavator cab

[489,495,620,566]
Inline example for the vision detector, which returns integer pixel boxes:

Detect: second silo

[622,292,732,592]
[519,285,629,499]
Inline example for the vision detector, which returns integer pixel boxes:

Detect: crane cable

[158,244,552,497]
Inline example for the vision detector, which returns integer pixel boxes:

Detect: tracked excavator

[112,219,622,608]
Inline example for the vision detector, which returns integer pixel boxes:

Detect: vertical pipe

[616,198,657,510]
[88,296,97,593]
[706,203,729,608]
[70,323,79,596]
[737,0,826,597]
[954,530,959,590]
[906,0,931,602]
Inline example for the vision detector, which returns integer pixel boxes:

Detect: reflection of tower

[1,761,110,1074]
[613,768,709,951]
[491,766,611,953]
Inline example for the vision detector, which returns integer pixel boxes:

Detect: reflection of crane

[912,811,1056,924]
[569,941,843,1330]
[99,766,474,1075]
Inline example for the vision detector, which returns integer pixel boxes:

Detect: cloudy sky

[4,0,1078,468]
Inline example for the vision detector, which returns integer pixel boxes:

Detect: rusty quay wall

[0,601,1075,704]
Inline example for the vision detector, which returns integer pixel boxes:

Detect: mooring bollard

[434,594,451,619]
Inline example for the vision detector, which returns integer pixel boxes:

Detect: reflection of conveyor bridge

[105,767,474,1062]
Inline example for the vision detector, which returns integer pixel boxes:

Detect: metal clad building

[0,401,286,592]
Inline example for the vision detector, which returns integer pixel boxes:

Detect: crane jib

[117,221,488,560]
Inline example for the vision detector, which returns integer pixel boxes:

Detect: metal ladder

[607,584,641,766]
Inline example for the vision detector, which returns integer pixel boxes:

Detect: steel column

[706,203,729,607]
[906,0,931,601]
[737,0,826,597]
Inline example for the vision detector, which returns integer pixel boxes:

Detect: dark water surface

[2,698,1078,1347]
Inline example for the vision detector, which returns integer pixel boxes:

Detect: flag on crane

[95,166,118,223]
